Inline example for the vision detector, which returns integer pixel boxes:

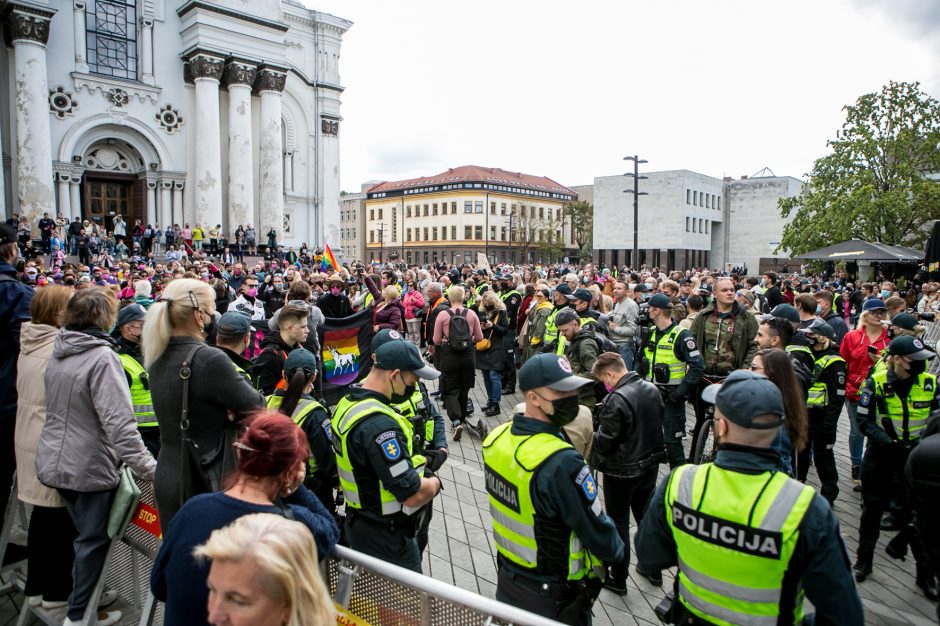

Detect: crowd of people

[4,213,940,625]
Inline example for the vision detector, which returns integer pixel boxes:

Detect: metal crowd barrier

[325,545,563,626]
[922,320,940,375]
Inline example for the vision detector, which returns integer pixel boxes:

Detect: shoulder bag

[107,465,141,538]
[476,312,498,351]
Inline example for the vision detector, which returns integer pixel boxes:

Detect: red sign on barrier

[130,501,162,538]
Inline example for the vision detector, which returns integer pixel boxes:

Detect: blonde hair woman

[475,290,509,420]
[195,513,335,626]
[144,279,264,525]
[372,284,404,334]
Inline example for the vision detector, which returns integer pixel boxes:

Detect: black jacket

[253,333,298,395]
[591,372,666,477]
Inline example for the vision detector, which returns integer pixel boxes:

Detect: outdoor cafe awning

[792,239,924,262]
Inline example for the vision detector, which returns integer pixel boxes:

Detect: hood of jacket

[53,328,117,358]
[260,330,293,352]
[19,322,60,357]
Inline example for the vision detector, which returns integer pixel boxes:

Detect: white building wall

[721,176,803,272]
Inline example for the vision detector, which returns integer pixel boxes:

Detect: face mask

[273,283,284,292]
[603,381,615,394]
[803,335,817,347]
[331,287,341,296]
[245,288,257,298]
[390,373,416,404]
[540,393,581,427]
[234,269,241,276]
[881,290,891,299]
[815,305,822,315]
[582,276,589,284]
[908,360,926,376]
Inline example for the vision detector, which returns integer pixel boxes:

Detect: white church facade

[0,0,350,248]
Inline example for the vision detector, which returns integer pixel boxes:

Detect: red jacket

[839,327,889,401]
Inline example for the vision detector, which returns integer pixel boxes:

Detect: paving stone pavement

[1,369,937,625]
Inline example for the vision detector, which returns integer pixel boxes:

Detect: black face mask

[908,360,926,376]
[539,393,581,427]
[390,373,416,404]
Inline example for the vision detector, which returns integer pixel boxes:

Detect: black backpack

[447,308,472,353]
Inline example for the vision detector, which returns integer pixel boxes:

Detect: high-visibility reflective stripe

[382,500,403,515]
[570,559,583,576]
[133,404,154,415]
[389,459,409,477]
[137,421,158,428]
[676,464,701,508]
[678,557,780,604]
[494,532,538,563]
[678,581,778,626]
[490,506,536,539]
[856,405,869,414]
[337,400,387,432]
[759,479,807,531]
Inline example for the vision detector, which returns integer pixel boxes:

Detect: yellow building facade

[364,166,577,266]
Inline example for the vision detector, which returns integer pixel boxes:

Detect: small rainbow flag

[322,243,339,270]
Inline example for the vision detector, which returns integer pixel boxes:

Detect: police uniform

[794,320,846,505]
[635,370,864,625]
[640,295,704,468]
[906,411,940,611]
[114,304,159,455]
[853,336,939,595]
[542,284,573,354]
[332,340,442,573]
[482,354,624,626]
[499,280,523,393]
[216,311,256,385]
[266,392,337,510]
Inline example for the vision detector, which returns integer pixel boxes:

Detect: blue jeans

[845,400,864,467]
[616,341,635,370]
[481,369,501,404]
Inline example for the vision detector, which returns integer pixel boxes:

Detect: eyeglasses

[868,310,888,317]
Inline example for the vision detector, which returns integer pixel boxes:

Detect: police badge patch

[375,431,401,460]
[574,466,597,502]
[859,390,872,407]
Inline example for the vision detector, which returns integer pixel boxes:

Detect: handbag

[179,345,237,507]
[108,465,141,539]
[476,313,497,351]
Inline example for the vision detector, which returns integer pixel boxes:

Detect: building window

[451,202,457,214]
[464,201,472,214]
[490,226,496,240]
[406,205,412,218]
[693,191,698,206]
[370,230,375,243]
[432,203,438,215]
[406,228,411,242]
[369,209,374,221]
[474,201,483,213]
[423,227,429,241]
[705,195,711,209]
[86,0,138,80]
[441,226,447,241]
[686,189,691,205]
[501,203,507,215]
[451,225,457,239]
[501,226,507,241]
[490,202,496,214]
[475,226,483,239]
[717,197,721,211]
[378,208,383,220]
[391,207,397,242]
[685,217,690,232]
[704,221,710,234]
[422,204,428,217]
[538,206,544,219]
[432,227,438,241]
[464,226,472,239]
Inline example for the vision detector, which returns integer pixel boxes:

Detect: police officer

[906,410,940,617]
[794,319,846,506]
[640,293,704,467]
[636,370,864,625]
[567,288,600,325]
[542,284,572,354]
[853,336,939,599]
[374,329,448,558]
[555,308,599,410]
[332,340,443,572]
[266,348,336,511]
[115,303,159,455]
[499,273,522,394]
[482,353,624,625]
[214,311,255,383]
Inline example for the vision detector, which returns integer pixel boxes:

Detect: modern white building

[0,0,350,249]
[591,169,802,273]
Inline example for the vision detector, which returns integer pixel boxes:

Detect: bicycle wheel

[692,419,717,464]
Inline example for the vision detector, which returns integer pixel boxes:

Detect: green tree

[537,216,564,262]
[778,81,940,255]
[563,200,594,259]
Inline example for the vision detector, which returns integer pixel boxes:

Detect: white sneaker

[98,590,118,608]
[40,599,67,610]
[63,610,122,626]
[26,595,41,607]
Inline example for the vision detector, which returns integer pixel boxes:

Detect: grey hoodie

[36,329,156,492]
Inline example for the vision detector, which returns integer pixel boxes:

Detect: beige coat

[15,323,64,507]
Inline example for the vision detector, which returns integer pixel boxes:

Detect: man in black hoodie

[253,303,309,395]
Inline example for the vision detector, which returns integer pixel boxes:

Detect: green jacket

[689,302,759,375]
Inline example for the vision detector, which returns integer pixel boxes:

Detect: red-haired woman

[151,411,338,626]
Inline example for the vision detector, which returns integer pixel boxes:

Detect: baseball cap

[518,353,592,393]
[555,284,573,296]
[554,308,580,327]
[891,313,918,331]
[766,304,800,324]
[701,370,784,430]
[284,348,318,377]
[0,224,16,245]
[371,328,406,353]
[632,283,650,294]
[374,341,440,379]
[798,318,836,341]
[117,303,147,327]
[862,299,888,312]
[648,293,672,309]
[568,288,592,303]
[888,336,934,360]
[217,311,252,336]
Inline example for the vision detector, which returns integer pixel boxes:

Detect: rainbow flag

[322,243,339,270]
[318,308,374,404]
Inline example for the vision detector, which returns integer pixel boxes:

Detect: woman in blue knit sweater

[151,411,339,626]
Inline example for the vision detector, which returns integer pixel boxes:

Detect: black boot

[484,402,501,417]
[885,531,909,562]
[916,563,939,602]
[853,546,874,583]
[604,566,627,596]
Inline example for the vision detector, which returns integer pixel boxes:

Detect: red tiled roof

[367,165,576,196]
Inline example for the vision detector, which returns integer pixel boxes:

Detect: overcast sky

[305,0,940,192]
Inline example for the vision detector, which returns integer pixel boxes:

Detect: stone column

[255,66,286,241]
[73,1,88,73]
[172,181,184,227]
[189,54,224,231]
[224,61,256,238]
[7,5,56,233]
[68,175,81,220]
[140,16,154,84]
[160,180,173,226]
[56,172,71,221]
[145,179,157,225]
[283,150,294,192]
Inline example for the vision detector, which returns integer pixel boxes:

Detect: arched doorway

[80,140,147,233]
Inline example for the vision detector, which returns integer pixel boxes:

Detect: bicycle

[691,403,718,464]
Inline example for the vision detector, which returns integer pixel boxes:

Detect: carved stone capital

[223,62,257,88]
[188,54,224,82]
[254,67,286,94]
[5,10,52,45]
[173,181,185,190]
[73,1,85,10]
[139,16,153,28]
[160,180,174,189]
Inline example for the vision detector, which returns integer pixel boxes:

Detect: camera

[905,308,936,322]
[637,302,651,326]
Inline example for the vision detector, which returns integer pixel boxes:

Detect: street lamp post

[623,155,648,269]
[507,212,515,264]
[376,220,385,264]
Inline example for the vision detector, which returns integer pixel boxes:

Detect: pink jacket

[403,290,426,320]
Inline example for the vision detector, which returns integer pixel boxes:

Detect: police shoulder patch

[685,338,696,351]
[375,431,401,461]
[574,465,597,502]
[859,390,872,407]
[322,418,333,442]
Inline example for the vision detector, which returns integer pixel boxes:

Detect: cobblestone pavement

[2,369,937,625]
